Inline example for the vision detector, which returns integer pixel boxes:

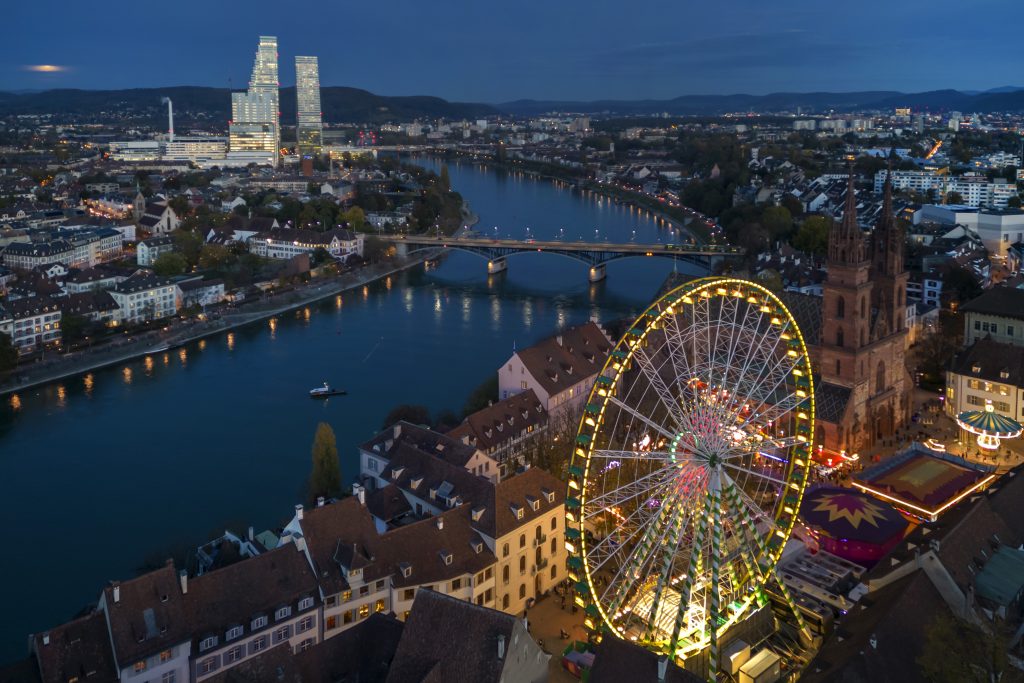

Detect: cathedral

[782,171,912,455]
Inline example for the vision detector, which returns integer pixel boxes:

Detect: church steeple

[828,170,867,265]
[872,160,904,276]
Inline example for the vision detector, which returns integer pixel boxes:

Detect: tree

[198,244,233,270]
[761,205,794,240]
[780,193,804,218]
[152,252,187,276]
[917,614,1022,683]
[60,313,90,345]
[168,195,190,216]
[792,215,830,256]
[945,191,964,205]
[309,422,341,501]
[462,375,499,417]
[340,206,367,231]
[381,404,431,429]
[174,230,204,268]
[439,164,451,193]
[943,265,983,306]
[0,332,17,373]
[1008,195,1022,209]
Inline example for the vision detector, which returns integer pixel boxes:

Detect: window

[225,646,242,664]
[359,604,370,619]
[252,636,267,653]
[520,534,526,549]
[200,636,217,652]
[835,359,841,376]
[161,672,176,683]
[325,595,337,608]
[298,597,314,610]
[375,580,385,592]
[275,606,291,621]
[275,626,291,641]
[836,296,845,319]
[551,517,557,530]
[297,616,314,633]
[160,650,173,662]
[519,584,526,599]
[199,658,215,675]
[359,585,369,597]
[342,590,352,602]
[836,327,844,348]
[375,599,386,613]
[519,556,527,575]
[299,638,314,652]
[503,595,510,609]
[251,615,267,630]
[520,380,527,389]
[975,320,981,331]
[326,615,338,631]
[551,537,557,555]
[1009,326,1015,337]
[502,543,509,558]
[551,565,557,579]
[503,566,510,584]
[134,661,147,673]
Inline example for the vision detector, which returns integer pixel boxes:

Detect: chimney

[42,633,50,646]
[248,526,254,542]
[497,634,505,660]
[436,516,444,531]
[556,335,563,346]
[317,496,325,507]
[179,570,188,595]
[353,483,366,505]
[112,584,120,604]
[295,504,304,521]
[295,537,307,553]
[657,656,668,682]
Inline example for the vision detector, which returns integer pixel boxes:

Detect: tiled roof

[293,497,382,594]
[816,381,851,424]
[590,635,703,683]
[514,322,611,398]
[448,389,547,453]
[3,295,60,319]
[960,287,1024,320]
[950,337,1024,386]
[33,611,118,683]
[363,422,482,469]
[63,291,118,316]
[111,272,175,294]
[384,589,533,683]
[183,544,318,647]
[780,290,823,346]
[101,562,190,664]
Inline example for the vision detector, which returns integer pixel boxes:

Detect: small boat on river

[309,382,346,398]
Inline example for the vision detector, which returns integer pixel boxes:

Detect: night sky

[7,0,1023,102]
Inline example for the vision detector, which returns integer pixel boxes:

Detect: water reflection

[8,394,20,411]
[198,339,207,351]
[269,318,277,339]
[56,385,66,406]
[178,348,188,366]
[122,367,132,384]
[144,356,154,375]
[227,332,235,351]
[83,373,94,395]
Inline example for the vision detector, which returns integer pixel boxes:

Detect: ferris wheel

[565,277,815,677]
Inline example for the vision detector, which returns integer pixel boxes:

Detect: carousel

[956,400,1023,451]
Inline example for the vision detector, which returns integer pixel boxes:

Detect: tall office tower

[295,56,323,158]
[228,36,280,166]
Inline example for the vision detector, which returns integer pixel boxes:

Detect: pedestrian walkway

[526,588,589,682]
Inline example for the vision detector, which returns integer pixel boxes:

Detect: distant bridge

[383,234,743,282]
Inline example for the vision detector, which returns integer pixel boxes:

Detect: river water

[0,158,704,660]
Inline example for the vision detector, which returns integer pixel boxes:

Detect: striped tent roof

[956,406,1023,437]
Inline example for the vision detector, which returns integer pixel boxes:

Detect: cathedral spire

[873,156,903,275]
[828,166,867,265]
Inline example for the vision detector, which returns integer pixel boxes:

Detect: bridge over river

[385,234,744,282]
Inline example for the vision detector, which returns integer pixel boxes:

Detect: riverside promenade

[0,251,440,398]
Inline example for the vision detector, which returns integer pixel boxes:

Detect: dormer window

[199,636,218,652]
[440,551,453,566]
[251,615,267,630]
[1001,369,1010,379]
[226,626,243,641]
[400,563,412,578]
[472,506,485,522]
[527,496,539,511]
[542,488,555,503]
[298,596,314,611]
[392,466,405,479]
[471,540,483,554]
[510,503,524,520]
[411,476,423,490]
[275,606,291,621]
[973,364,982,373]
[429,487,438,500]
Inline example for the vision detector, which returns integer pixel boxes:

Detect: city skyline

[7,0,1024,101]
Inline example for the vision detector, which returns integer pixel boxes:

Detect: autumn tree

[792,215,831,256]
[309,422,341,501]
[152,252,187,276]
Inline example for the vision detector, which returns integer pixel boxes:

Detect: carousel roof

[800,487,909,545]
[956,404,1023,437]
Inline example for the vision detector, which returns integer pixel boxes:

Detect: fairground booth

[799,486,910,565]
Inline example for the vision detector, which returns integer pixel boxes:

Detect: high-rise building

[295,56,323,158]
[228,36,280,166]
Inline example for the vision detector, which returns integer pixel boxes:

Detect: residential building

[589,635,702,683]
[227,36,279,167]
[137,235,176,266]
[875,170,1017,209]
[960,288,1024,347]
[975,209,1024,257]
[31,611,118,683]
[295,56,323,158]
[185,544,321,681]
[2,228,121,270]
[249,227,363,261]
[945,337,1024,423]
[0,295,61,352]
[448,389,548,477]
[63,291,120,325]
[361,421,499,482]
[109,272,180,324]
[178,277,226,308]
[138,202,180,235]
[498,321,612,422]
[384,589,549,683]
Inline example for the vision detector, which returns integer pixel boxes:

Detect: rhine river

[0,158,705,660]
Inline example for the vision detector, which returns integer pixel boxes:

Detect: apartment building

[960,288,1024,347]
[137,236,176,266]
[249,227,364,261]
[0,295,62,352]
[109,272,180,324]
[945,337,1024,424]
[448,389,549,478]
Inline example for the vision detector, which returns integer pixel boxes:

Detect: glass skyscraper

[228,36,280,166]
[295,56,323,158]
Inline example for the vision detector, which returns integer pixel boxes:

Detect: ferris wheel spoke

[722,461,789,488]
[721,470,780,529]
[723,436,803,462]
[630,344,694,435]
[582,463,680,512]
[591,449,702,464]
[607,395,679,442]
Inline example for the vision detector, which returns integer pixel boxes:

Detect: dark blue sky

[7,0,1023,102]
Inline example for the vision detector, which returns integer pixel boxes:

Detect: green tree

[462,375,499,416]
[168,195,190,216]
[60,313,90,345]
[792,215,831,256]
[439,164,451,193]
[917,614,1022,683]
[761,205,794,240]
[381,404,431,429]
[174,230,204,268]
[340,206,367,231]
[198,244,233,270]
[309,422,341,501]
[1008,195,1022,209]
[0,332,17,373]
[945,191,964,205]
[780,193,804,218]
[152,252,187,276]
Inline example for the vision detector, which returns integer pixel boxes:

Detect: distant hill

[0,86,498,124]
[499,89,1024,116]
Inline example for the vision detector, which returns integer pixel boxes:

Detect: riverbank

[0,251,441,399]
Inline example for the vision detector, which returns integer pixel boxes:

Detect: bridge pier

[487,258,508,275]
[395,242,409,258]
[588,264,607,283]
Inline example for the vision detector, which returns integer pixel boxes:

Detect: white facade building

[109,273,180,324]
